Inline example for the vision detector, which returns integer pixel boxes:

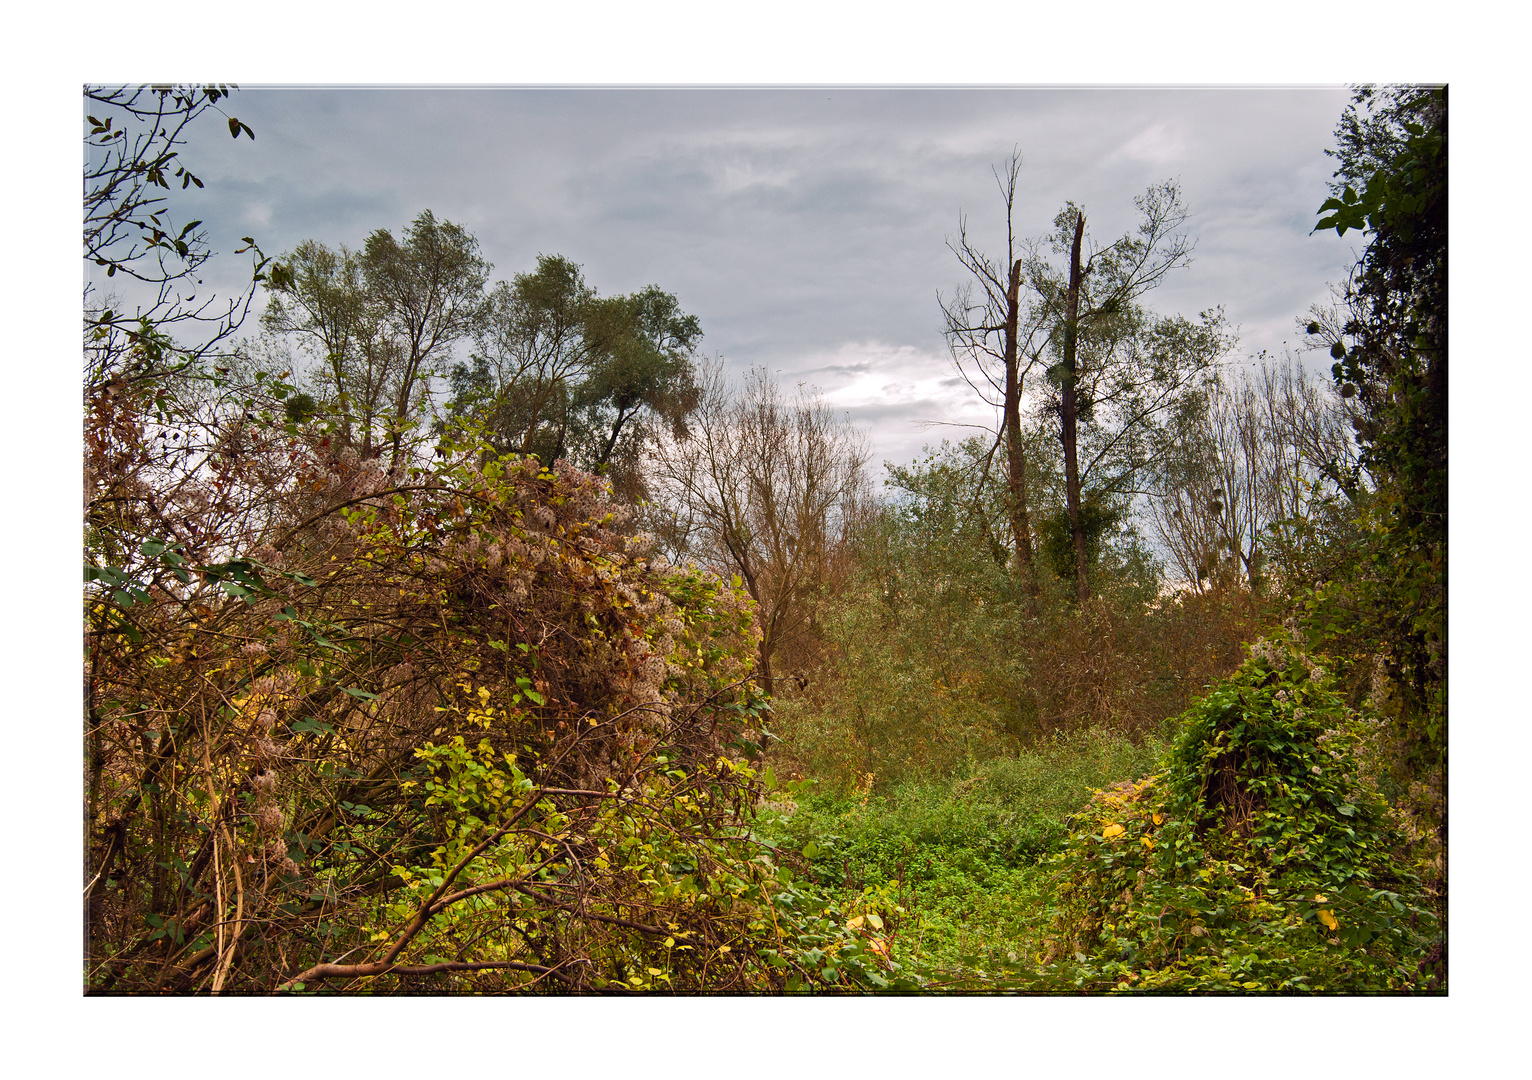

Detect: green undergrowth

[757,639,1440,993]
[1033,638,1441,994]
[756,727,1168,983]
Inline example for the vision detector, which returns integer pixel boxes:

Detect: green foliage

[758,729,1166,979]
[445,255,702,500]
[1036,637,1438,992]
[1037,497,1122,584]
[1302,85,1446,915]
[776,441,1259,787]
[85,85,275,393]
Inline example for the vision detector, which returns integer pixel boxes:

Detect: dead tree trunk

[1060,211,1090,603]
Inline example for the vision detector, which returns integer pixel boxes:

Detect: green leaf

[341,687,377,701]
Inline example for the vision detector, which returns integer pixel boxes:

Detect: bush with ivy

[1036,636,1440,993]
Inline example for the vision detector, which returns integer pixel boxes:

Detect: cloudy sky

[108,85,1361,475]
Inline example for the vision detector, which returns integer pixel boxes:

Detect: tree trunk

[1061,212,1090,604]
[1001,256,1036,592]
[756,642,775,699]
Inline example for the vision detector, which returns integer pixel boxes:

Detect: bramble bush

[86,380,900,992]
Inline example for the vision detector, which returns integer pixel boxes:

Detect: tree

[1148,353,1357,596]
[85,84,273,393]
[568,283,703,487]
[1305,86,1446,919]
[1312,85,1446,513]
[261,240,390,458]
[941,153,1044,588]
[1026,184,1232,601]
[362,212,491,473]
[646,363,871,697]
[264,212,490,475]
[448,257,702,501]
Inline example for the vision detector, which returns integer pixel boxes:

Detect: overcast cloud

[98,85,1362,475]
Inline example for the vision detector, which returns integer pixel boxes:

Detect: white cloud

[1110,122,1192,167]
[243,201,273,228]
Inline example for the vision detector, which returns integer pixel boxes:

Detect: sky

[97,85,1362,477]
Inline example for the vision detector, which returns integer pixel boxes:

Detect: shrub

[85,405,895,994]
[1038,635,1440,993]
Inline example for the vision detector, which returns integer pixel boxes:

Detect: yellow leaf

[1152,813,1164,826]
[1102,823,1126,839]
[846,915,865,931]
[1318,909,1339,931]
[1313,893,1327,903]
[1140,836,1155,850]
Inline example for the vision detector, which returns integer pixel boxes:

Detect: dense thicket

[84,87,897,994]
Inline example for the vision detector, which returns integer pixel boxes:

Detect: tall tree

[264,212,491,473]
[261,240,387,457]
[1306,85,1447,865]
[942,153,1043,589]
[449,256,702,501]
[1026,185,1231,601]
[362,212,491,473]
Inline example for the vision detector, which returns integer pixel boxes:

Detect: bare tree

[1149,353,1357,594]
[646,363,872,696]
[941,152,1046,588]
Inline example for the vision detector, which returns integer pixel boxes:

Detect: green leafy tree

[448,256,702,501]
[260,240,387,457]
[264,211,491,474]
[1304,85,1446,921]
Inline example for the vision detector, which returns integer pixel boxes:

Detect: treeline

[83,84,1444,994]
